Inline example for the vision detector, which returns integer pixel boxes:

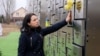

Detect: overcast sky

[15,0,27,10]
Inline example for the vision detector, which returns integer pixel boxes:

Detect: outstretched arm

[41,11,72,36]
[41,19,68,36]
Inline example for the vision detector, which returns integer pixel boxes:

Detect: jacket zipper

[30,29,36,47]
[30,37,32,47]
[30,29,43,47]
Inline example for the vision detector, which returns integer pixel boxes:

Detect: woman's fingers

[68,11,72,17]
[66,11,72,22]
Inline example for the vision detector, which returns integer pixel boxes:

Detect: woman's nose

[36,20,39,23]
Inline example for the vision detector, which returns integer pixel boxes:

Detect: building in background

[11,7,28,22]
[11,7,28,27]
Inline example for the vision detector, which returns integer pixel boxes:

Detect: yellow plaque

[76,1,82,12]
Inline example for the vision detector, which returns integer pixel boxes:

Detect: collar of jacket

[30,26,42,33]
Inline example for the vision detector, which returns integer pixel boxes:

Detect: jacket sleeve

[41,19,68,36]
[18,33,26,56]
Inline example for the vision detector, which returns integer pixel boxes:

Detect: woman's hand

[66,11,72,23]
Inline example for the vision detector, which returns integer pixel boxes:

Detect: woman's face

[28,15,40,28]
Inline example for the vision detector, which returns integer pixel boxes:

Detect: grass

[0,32,20,56]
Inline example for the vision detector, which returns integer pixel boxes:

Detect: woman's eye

[34,19,36,21]
[33,19,36,21]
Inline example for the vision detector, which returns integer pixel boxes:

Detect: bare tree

[0,0,3,12]
[26,0,34,13]
[1,0,15,23]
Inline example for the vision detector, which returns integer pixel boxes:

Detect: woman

[18,12,71,56]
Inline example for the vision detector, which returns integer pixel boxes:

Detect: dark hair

[21,13,40,34]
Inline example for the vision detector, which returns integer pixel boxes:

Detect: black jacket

[18,20,68,56]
